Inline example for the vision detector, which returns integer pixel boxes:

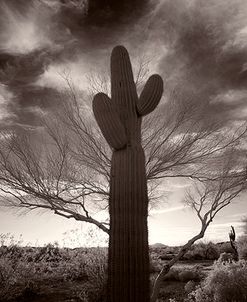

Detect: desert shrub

[1,245,24,266]
[0,245,94,301]
[162,266,204,282]
[217,242,235,254]
[159,252,177,261]
[183,244,203,260]
[238,235,247,260]
[75,247,108,302]
[36,254,87,282]
[62,226,108,248]
[0,233,23,247]
[163,268,180,281]
[204,243,220,260]
[1,245,87,282]
[183,242,219,261]
[187,260,247,302]
[84,248,107,286]
[0,257,16,300]
[217,252,234,263]
[0,256,41,301]
[178,270,200,282]
[150,258,164,273]
[32,243,63,262]
[0,233,109,301]
[184,280,196,293]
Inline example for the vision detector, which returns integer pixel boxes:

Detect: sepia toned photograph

[0,1,247,301]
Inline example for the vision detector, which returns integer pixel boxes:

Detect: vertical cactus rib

[109,147,149,301]
[111,45,138,114]
[93,92,127,150]
[137,74,164,116]
[92,45,163,302]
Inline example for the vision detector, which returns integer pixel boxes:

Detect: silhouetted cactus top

[93,45,163,150]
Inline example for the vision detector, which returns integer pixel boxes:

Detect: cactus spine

[93,46,163,302]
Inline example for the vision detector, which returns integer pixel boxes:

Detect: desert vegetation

[1,229,247,302]
[0,234,107,302]
[187,260,247,302]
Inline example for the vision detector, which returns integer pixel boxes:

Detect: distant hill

[150,243,167,248]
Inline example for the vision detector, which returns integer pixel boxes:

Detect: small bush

[150,259,164,273]
[164,268,180,281]
[217,242,234,254]
[187,260,247,302]
[217,252,234,263]
[183,241,219,261]
[0,257,41,301]
[238,235,247,260]
[184,280,196,293]
[159,253,177,261]
[178,270,199,282]
[76,247,108,302]
[162,266,204,282]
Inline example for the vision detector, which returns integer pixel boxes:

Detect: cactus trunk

[108,146,149,301]
[93,45,163,302]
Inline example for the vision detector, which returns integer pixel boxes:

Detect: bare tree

[0,62,246,235]
[0,96,111,234]
[151,153,247,302]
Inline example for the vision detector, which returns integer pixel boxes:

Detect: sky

[0,0,247,247]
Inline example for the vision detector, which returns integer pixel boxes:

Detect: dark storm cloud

[0,0,150,128]
[10,87,61,127]
[86,0,149,25]
[0,0,72,127]
[60,0,149,26]
[0,51,49,86]
[1,0,247,129]
[34,0,150,58]
[151,0,247,124]
[0,50,61,126]
[54,0,150,55]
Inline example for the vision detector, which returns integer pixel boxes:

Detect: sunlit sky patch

[0,2,55,55]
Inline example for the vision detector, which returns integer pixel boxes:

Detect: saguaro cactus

[229,225,239,261]
[93,45,163,302]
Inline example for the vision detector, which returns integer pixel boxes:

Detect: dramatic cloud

[0,1,55,55]
[0,0,84,126]
[0,50,58,126]
[0,0,152,127]
[149,0,247,124]
[0,84,15,121]
[1,0,247,129]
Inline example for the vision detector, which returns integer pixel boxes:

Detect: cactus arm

[111,46,138,114]
[137,74,164,116]
[93,92,127,150]
[231,225,236,240]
